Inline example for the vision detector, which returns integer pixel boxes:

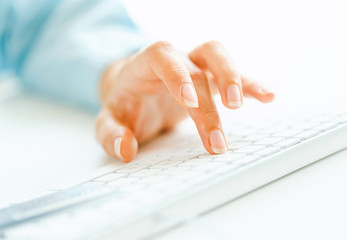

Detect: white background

[124,0,347,108]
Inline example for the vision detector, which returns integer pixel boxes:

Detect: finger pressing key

[187,71,228,154]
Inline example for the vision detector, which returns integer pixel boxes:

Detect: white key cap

[294,130,319,140]
[186,173,216,185]
[233,155,260,165]
[260,125,287,133]
[198,153,215,159]
[254,147,281,156]
[239,134,267,142]
[273,129,302,137]
[227,141,251,150]
[276,138,301,148]
[130,168,162,177]
[133,158,164,165]
[173,152,200,161]
[313,122,337,131]
[308,114,335,122]
[138,176,169,185]
[158,166,190,175]
[172,171,204,181]
[116,165,146,173]
[210,164,239,175]
[213,153,246,163]
[234,145,265,153]
[194,162,226,171]
[106,177,139,187]
[292,121,319,130]
[93,173,127,182]
[149,160,182,169]
[253,137,285,146]
[179,158,212,167]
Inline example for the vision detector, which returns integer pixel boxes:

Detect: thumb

[96,108,138,162]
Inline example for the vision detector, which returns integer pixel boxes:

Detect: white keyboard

[1,111,347,240]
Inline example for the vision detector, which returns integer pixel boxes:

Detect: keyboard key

[116,165,146,173]
[234,145,265,153]
[227,141,251,150]
[173,152,201,161]
[254,147,281,156]
[149,160,182,169]
[294,130,319,140]
[253,137,284,146]
[130,168,162,177]
[157,166,190,175]
[313,122,337,131]
[106,177,139,187]
[308,114,335,122]
[197,153,215,159]
[138,176,169,185]
[133,158,164,165]
[210,164,239,175]
[276,138,301,148]
[172,171,204,181]
[239,134,267,142]
[291,121,319,130]
[213,153,246,163]
[179,158,212,166]
[186,173,216,185]
[93,173,127,182]
[233,155,260,165]
[194,162,226,171]
[273,129,302,137]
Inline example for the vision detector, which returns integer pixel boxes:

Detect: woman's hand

[96,41,275,162]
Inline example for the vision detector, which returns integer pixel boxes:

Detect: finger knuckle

[189,70,206,81]
[202,40,223,50]
[201,108,219,121]
[147,40,173,53]
[171,64,188,77]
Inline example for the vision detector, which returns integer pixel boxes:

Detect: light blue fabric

[0,0,148,111]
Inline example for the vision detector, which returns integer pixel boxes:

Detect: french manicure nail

[227,84,242,108]
[114,137,124,160]
[181,83,199,108]
[209,129,228,154]
[258,87,267,93]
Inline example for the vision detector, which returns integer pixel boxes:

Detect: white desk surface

[1,50,347,239]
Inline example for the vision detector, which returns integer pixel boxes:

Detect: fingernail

[227,84,242,108]
[114,137,124,160]
[181,83,199,108]
[209,129,228,154]
[258,87,268,93]
[259,87,273,95]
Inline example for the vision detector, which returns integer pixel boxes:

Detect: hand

[96,41,274,162]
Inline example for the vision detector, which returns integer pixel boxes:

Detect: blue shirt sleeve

[0,0,149,112]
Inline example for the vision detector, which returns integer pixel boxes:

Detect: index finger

[144,41,200,108]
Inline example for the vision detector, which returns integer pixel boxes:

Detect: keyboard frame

[97,123,347,240]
